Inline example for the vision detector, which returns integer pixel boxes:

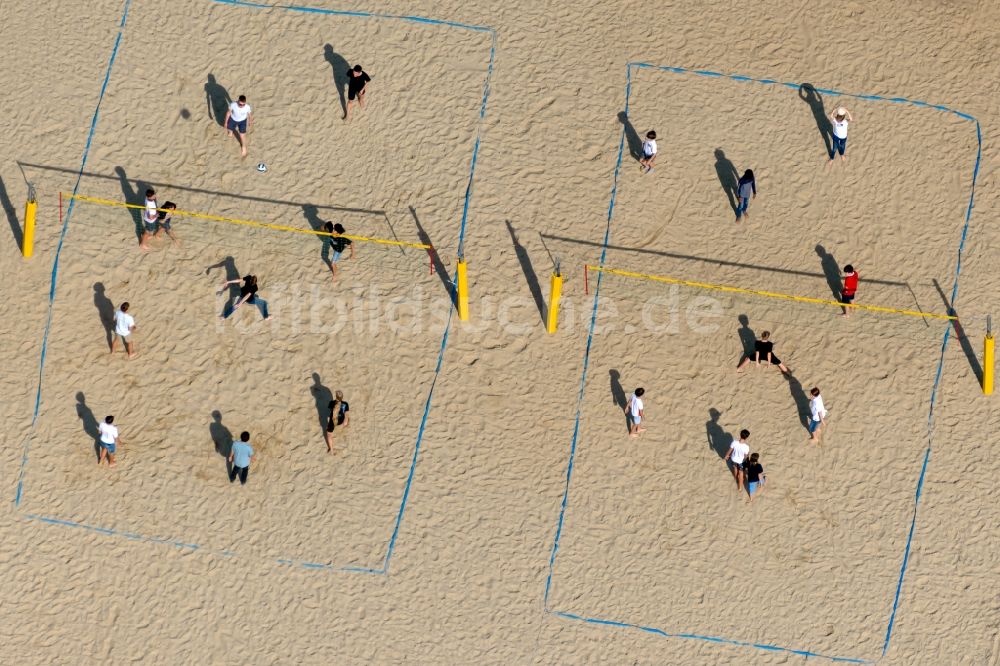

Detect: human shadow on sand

[706,408,732,460]
[210,410,234,457]
[204,74,232,126]
[784,373,811,430]
[799,83,833,158]
[76,392,102,461]
[815,244,842,300]
[205,256,241,317]
[737,314,755,365]
[115,166,150,243]
[323,45,351,118]
[714,149,739,214]
[93,282,116,351]
[618,111,643,162]
[609,369,630,433]
[310,372,334,434]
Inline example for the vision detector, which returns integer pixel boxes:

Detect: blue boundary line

[15,0,496,577]
[543,62,982,663]
[15,0,134,507]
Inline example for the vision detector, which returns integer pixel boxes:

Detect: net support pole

[22,190,37,258]
[984,316,994,395]
[546,268,563,334]
[584,264,589,295]
[456,257,469,321]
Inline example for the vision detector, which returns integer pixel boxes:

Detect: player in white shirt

[626,387,646,437]
[139,188,158,251]
[111,302,137,359]
[808,387,828,442]
[724,429,752,492]
[640,130,657,173]
[98,415,121,466]
[223,94,253,157]
[828,106,853,164]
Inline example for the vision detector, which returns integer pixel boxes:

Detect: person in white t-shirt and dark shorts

[111,302,137,359]
[639,130,657,173]
[626,387,646,438]
[724,429,751,492]
[828,107,853,164]
[223,94,253,157]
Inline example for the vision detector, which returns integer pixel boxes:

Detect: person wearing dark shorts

[344,64,371,121]
[228,431,255,485]
[737,330,789,374]
[324,390,350,453]
[218,274,270,320]
[839,264,859,317]
[223,95,253,157]
[154,201,178,244]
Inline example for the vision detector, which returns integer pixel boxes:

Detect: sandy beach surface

[1,0,999,663]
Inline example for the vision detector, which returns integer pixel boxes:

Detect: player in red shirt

[840,264,859,317]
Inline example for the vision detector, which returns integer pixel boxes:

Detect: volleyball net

[581,263,967,343]
[61,192,440,277]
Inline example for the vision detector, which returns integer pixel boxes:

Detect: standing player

[640,130,657,173]
[839,264,859,317]
[323,222,355,281]
[140,188,158,251]
[828,107,853,163]
[724,429,751,492]
[223,95,253,157]
[98,415,121,467]
[111,302,137,359]
[626,387,645,438]
[344,64,371,121]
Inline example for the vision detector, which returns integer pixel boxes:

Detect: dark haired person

[223,94,253,157]
[218,274,270,320]
[324,390,350,453]
[745,452,765,502]
[140,188,158,251]
[111,302,137,359]
[228,431,255,485]
[627,387,646,438]
[839,264,859,317]
[735,169,756,222]
[98,415,121,467]
[808,387,828,442]
[154,201,178,244]
[640,130,658,173]
[724,429,751,492]
[737,330,790,374]
[344,64,371,121]
[323,221,355,281]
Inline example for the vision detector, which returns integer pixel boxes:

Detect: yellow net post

[546,264,563,334]
[456,258,469,321]
[985,316,994,395]
[22,185,37,258]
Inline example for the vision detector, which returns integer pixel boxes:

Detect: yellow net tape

[586,265,957,321]
[64,193,432,250]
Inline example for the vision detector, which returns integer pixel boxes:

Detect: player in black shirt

[737,330,789,374]
[323,221,355,281]
[344,64,371,121]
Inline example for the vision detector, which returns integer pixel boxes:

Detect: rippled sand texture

[1,0,999,664]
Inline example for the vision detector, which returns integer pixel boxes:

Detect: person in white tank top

[828,107,853,163]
